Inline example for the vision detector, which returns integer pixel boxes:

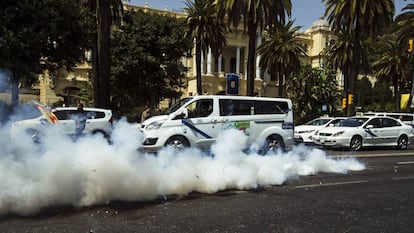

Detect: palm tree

[324,29,355,112]
[395,4,414,109]
[184,0,227,95]
[215,0,291,96]
[257,20,307,97]
[323,0,394,116]
[372,36,410,111]
[395,3,414,43]
[87,0,124,108]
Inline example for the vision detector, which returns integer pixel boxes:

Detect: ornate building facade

[36,3,335,107]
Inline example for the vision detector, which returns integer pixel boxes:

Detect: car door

[182,98,218,150]
[363,118,382,145]
[53,109,76,135]
[379,117,401,145]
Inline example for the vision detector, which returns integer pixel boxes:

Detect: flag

[400,94,410,110]
[32,101,59,124]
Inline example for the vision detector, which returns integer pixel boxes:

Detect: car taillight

[109,116,113,125]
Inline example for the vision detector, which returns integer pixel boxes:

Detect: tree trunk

[246,3,257,97]
[347,14,361,117]
[393,74,400,111]
[196,36,202,95]
[96,0,111,108]
[92,33,100,106]
[278,65,283,97]
[10,72,19,107]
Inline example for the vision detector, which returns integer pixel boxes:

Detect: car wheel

[350,136,362,151]
[165,135,189,150]
[396,135,408,150]
[263,134,285,154]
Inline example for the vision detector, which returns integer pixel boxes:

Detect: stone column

[256,33,262,80]
[218,54,223,77]
[207,47,212,75]
[236,46,240,74]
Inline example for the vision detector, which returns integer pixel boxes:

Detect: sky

[128,0,409,30]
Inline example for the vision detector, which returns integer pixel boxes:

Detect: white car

[294,117,346,144]
[312,116,414,151]
[362,112,414,128]
[11,106,113,140]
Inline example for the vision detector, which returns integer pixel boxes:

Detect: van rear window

[255,101,289,114]
[219,99,289,116]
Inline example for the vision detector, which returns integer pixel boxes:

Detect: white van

[139,95,294,153]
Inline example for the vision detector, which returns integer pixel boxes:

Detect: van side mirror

[174,108,188,119]
[182,108,188,118]
[365,125,374,129]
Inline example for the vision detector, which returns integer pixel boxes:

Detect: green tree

[324,29,369,113]
[395,3,414,44]
[0,0,89,107]
[286,65,341,124]
[367,79,394,112]
[111,10,190,114]
[257,20,307,97]
[395,3,414,109]
[323,0,395,116]
[215,0,291,96]
[184,0,227,95]
[356,76,373,110]
[371,35,410,111]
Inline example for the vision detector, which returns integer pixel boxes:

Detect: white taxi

[294,116,346,144]
[312,116,414,151]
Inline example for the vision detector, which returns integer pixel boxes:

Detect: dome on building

[311,17,330,30]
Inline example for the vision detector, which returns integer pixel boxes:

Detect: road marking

[328,151,414,158]
[396,161,414,165]
[294,180,368,189]
[392,176,414,180]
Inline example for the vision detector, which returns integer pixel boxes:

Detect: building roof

[310,17,330,30]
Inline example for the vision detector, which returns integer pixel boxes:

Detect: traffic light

[342,98,347,109]
[407,38,413,54]
[348,94,353,105]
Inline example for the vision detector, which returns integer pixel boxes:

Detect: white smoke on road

[0,118,365,216]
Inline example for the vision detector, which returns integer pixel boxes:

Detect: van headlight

[145,121,164,131]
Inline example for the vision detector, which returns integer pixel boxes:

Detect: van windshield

[164,97,193,115]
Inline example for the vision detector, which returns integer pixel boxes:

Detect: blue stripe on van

[181,119,212,139]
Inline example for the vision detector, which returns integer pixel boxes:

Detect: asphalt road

[1,149,414,233]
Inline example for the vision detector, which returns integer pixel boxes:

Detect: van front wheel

[165,136,190,150]
[263,134,285,154]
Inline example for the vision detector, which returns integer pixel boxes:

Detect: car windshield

[335,117,369,127]
[305,118,331,126]
[164,97,193,115]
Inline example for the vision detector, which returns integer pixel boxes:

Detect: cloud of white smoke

[0,117,365,216]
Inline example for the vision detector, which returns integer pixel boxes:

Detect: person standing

[140,104,151,123]
[74,103,87,138]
